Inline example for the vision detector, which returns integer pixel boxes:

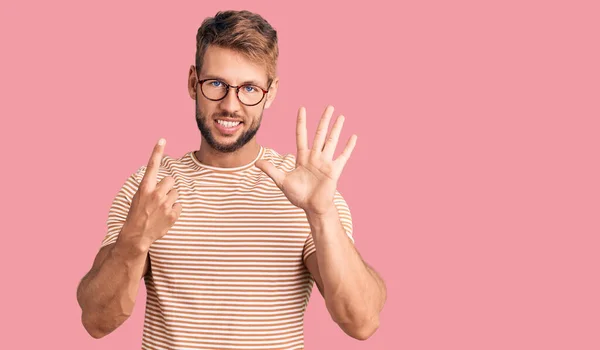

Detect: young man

[77,10,386,350]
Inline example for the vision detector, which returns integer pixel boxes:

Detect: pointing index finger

[140,138,165,191]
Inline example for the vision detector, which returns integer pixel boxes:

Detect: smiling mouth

[213,119,244,135]
[216,119,243,128]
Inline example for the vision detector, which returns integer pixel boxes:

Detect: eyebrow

[201,74,266,88]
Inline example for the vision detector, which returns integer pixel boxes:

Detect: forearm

[77,237,147,338]
[306,205,386,336]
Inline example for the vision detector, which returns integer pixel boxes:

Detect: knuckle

[162,176,175,187]
[150,191,161,201]
[138,186,151,197]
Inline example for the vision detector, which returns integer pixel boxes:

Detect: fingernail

[158,138,165,145]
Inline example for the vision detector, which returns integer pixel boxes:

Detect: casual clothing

[101,146,354,350]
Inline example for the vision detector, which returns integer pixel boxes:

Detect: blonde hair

[196,10,279,83]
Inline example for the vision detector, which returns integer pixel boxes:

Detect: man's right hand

[120,138,182,252]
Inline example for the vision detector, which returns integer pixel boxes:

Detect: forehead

[199,45,268,85]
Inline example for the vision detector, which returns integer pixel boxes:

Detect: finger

[296,107,308,152]
[311,105,334,154]
[322,114,345,160]
[164,187,179,207]
[333,134,357,176]
[255,160,286,188]
[140,138,165,191]
[172,202,183,216]
[169,202,183,223]
[156,176,175,198]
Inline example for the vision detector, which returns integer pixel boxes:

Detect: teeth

[217,120,241,128]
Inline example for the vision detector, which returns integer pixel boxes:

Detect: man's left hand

[256,105,357,215]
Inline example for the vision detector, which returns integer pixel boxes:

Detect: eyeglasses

[196,77,271,106]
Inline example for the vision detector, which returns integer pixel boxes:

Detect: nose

[219,86,242,114]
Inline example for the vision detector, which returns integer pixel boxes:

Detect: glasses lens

[238,85,265,106]
[201,80,227,100]
[200,80,265,105]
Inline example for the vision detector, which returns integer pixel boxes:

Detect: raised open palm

[256,105,357,215]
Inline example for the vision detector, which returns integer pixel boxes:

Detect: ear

[188,65,197,100]
[264,77,279,110]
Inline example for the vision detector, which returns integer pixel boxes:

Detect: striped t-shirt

[101,146,354,350]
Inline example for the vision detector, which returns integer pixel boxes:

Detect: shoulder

[262,147,296,172]
[260,147,297,173]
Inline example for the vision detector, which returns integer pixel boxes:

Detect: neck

[194,138,261,168]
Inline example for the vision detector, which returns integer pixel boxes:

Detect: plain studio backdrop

[1,1,598,349]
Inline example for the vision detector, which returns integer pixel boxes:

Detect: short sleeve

[99,168,144,248]
[302,190,354,262]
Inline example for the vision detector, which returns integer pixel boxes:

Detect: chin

[207,137,245,153]
[197,115,259,153]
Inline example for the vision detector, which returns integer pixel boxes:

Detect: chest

[149,174,311,273]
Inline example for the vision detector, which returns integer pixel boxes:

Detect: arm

[77,138,182,338]
[76,237,149,338]
[304,205,386,340]
[255,105,387,341]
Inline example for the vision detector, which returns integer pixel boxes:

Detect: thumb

[255,160,285,188]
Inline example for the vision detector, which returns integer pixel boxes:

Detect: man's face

[189,45,278,153]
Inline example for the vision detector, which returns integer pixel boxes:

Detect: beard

[195,98,263,153]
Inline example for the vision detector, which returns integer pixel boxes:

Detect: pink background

[1,0,599,349]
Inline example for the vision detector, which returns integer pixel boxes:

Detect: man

[77,10,386,350]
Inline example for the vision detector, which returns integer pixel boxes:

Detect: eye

[210,80,223,87]
[243,85,257,93]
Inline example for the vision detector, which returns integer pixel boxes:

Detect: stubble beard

[195,98,263,153]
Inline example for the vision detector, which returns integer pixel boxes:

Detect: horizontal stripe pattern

[101,146,353,349]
